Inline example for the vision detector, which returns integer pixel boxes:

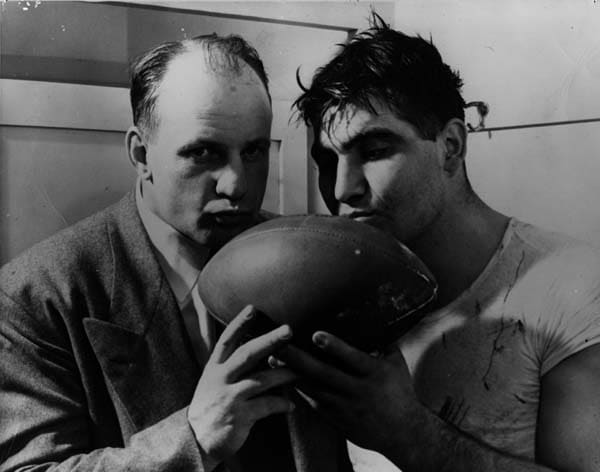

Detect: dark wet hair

[129,34,270,138]
[293,15,465,141]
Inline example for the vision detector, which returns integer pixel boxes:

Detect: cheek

[148,152,186,188]
[167,171,215,208]
[166,169,201,194]
[246,162,269,195]
[365,163,404,202]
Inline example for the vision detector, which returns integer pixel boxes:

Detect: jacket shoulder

[0,194,134,298]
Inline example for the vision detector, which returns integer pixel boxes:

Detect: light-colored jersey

[349,219,600,471]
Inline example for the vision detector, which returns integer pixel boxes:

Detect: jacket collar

[84,191,201,433]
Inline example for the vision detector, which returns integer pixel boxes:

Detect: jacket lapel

[84,192,201,436]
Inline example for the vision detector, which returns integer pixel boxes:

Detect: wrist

[186,409,224,471]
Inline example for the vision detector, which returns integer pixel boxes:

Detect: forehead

[318,101,420,150]
[155,48,271,125]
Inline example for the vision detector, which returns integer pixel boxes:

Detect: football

[199,215,437,352]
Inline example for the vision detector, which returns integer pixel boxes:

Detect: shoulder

[509,219,585,253]
[505,219,600,281]
[499,220,600,337]
[484,219,600,303]
[0,194,135,298]
[504,221,600,372]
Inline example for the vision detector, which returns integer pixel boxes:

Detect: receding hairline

[145,43,271,138]
[158,43,269,93]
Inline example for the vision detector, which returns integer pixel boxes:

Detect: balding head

[129,34,270,140]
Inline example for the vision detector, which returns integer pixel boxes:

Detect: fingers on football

[225,324,293,379]
[235,368,297,398]
[246,394,295,422]
[268,355,287,368]
[276,343,350,391]
[211,305,257,364]
[312,331,377,376]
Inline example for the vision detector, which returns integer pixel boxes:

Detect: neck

[408,194,509,308]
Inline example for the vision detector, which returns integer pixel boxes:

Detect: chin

[369,219,410,245]
[189,216,251,248]
[184,229,210,248]
[359,215,393,235]
[203,225,252,251]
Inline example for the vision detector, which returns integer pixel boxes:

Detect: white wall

[0,126,132,261]
[393,0,600,246]
[125,1,394,30]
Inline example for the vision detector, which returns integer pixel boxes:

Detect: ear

[439,118,467,176]
[125,126,152,182]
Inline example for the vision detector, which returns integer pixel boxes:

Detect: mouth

[344,210,375,220]
[343,210,385,227]
[210,211,254,227]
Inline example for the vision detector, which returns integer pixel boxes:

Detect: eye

[242,143,269,162]
[362,145,391,162]
[183,146,221,165]
[357,136,396,162]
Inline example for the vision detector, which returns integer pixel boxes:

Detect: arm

[0,292,295,472]
[536,342,600,471]
[276,331,600,472]
[0,291,206,472]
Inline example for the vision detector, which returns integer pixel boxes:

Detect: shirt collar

[135,179,210,305]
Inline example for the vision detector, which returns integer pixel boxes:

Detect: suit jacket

[0,192,352,472]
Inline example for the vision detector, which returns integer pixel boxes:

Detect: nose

[334,158,366,206]
[216,156,247,200]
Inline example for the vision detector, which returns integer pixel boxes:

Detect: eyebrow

[177,137,271,155]
[325,127,400,153]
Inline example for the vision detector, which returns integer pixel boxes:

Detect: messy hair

[293,15,465,141]
[129,34,270,138]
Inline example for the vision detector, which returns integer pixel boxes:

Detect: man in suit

[0,34,350,472]
[281,17,600,472]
